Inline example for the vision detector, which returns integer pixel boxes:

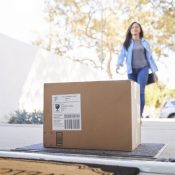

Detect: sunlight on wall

[18,49,109,112]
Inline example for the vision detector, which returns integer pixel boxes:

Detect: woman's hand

[153,72,158,82]
[116,64,123,73]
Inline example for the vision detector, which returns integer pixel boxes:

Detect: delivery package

[43,80,140,151]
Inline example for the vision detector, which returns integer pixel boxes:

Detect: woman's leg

[137,66,149,116]
[128,73,137,82]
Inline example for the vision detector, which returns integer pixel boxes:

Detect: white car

[160,99,175,118]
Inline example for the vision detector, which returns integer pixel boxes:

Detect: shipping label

[52,94,81,130]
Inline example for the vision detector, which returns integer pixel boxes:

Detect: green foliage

[33,0,175,77]
[145,83,175,108]
[8,110,43,124]
[33,0,175,108]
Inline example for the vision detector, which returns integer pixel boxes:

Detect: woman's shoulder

[141,38,148,42]
[141,38,150,46]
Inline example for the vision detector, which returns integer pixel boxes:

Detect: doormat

[0,157,140,175]
[13,143,165,159]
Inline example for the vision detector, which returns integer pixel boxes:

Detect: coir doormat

[13,143,165,159]
[0,157,140,175]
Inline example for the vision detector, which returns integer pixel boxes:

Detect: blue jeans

[128,66,149,116]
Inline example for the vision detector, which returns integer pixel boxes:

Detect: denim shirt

[117,38,158,74]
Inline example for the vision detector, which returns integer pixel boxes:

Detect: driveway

[1,119,175,175]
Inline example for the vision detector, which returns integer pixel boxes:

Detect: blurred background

[0,0,175,123]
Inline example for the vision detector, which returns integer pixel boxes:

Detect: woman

[116,22,158,117]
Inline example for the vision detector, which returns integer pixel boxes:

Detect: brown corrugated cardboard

[43,80,140,151]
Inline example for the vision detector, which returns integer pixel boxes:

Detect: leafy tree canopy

[33,0,175,108]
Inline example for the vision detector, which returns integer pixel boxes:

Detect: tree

[33,0,175,79]
[146,83,175,108]
[8,110,43,124]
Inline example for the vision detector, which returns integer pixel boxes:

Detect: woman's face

[130,23,141,37]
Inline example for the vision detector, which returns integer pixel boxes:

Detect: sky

[0,0,45,44]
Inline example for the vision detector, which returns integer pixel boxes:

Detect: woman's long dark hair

[123,22,144,50]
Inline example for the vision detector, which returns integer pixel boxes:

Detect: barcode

[64,119,80,129]
[64,114,80,119]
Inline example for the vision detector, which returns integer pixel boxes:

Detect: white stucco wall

[0,34,109,122]
[0,34,38,122]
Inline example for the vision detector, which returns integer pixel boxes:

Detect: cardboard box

[43,80,140,151]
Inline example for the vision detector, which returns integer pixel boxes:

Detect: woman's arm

[143,39,158,72]
[116,45,126,73]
